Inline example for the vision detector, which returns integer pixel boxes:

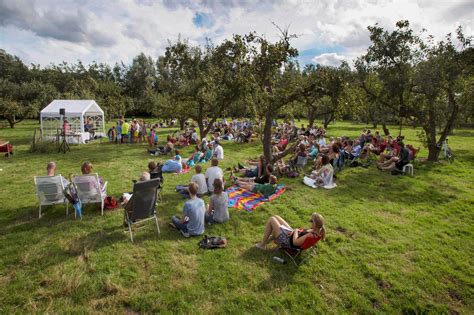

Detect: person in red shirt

[255,213,325,251]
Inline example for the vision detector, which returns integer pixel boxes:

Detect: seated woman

[377,141,410,172]
[308,142,320,159]
[80,161,106,194]
[289,143,308,168]
[236,175,278,198]
[200,143,214,163]
[162,152,183,173]
[148,135,175,156]
[255,213,325,250]
[305,155,334,187]
[205,178,229,224]
[234,155,266,178]
[187,146,203,167]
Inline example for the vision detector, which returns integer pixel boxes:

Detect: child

[107,126,116,143]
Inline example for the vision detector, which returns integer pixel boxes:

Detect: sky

[0,0,472,68]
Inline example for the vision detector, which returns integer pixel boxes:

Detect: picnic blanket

[225,184,286,212]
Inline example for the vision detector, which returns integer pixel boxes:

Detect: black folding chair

[124,179,161,242]
[276,245,318,266]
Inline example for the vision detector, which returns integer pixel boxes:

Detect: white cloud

[0,0,471,67]
[312,52,346,66]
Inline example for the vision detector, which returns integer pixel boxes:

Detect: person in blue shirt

[170,182,206,237]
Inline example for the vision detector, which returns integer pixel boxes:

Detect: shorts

[275,226,293,248]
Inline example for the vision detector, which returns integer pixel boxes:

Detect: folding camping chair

[0,141,12,158]
[34,175,69,218]
[124,178,161,242]
[73,174,108,215]
[276,244,318,266]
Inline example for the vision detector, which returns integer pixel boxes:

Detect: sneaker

[181,230,190,238]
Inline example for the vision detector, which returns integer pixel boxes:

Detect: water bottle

[273,256,286,264]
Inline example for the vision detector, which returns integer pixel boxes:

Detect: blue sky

[0,0,472,67]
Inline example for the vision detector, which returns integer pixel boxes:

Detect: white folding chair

[73,174,108,215]
[34,175,69,218]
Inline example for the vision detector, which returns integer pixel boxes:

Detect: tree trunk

[382,123,390,136]
[372,122,378,128]
[197,119,205,140]
[8,118,16,128]
[263,113,273,163]
[323,112,334,129]
[308,107,316,128]
[179,118,186,131]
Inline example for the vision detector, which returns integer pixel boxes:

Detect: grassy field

[0,120,473,314]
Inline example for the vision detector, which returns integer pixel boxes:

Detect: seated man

[236,175,278,198]
[176,165,208,198]
[205,158,224,193]
[213,140,224,160]
[170,182,206,238]
[378,141,410,172]
[255,213,325,250]
[46,161,69,187]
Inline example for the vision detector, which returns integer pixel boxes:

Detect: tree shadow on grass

[333,163,464,207]
[239,246,299,290]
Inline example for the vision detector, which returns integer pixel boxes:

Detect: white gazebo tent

[40,100,105,144]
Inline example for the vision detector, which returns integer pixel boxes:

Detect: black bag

[198,235,227,249]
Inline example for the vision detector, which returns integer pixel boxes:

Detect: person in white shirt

[176,165,208,197]
[213,140,224,160]
[205,158,224,193]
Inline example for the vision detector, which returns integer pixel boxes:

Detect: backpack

[198,235,227,249]
[104,196,118,210]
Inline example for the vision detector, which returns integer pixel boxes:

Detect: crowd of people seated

[38,117,424,262]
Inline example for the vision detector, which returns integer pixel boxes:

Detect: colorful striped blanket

[225,185,286,212]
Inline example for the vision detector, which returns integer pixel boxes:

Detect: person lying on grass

[234,155,266,178]
[255,213,325,250]
[205,178,229,224]
[232,164,274,185]
[176,165,208,198]
[235,175,278,198]
[170,182,206,238]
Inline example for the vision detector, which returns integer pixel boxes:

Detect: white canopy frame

[40,100,106,144]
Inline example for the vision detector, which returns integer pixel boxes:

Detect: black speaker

[59,108,65,115]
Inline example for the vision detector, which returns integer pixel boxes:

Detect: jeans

[171,215,188,232]
[175,185,190,198]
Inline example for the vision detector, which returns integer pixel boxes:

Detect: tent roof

[40,100,103,117]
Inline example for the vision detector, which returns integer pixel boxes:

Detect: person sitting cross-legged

[176,165,208,198]
[170,182,206,238]
[205,178,229,224]
[255,213,325,250]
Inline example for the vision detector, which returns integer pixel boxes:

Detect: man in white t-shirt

[213,140,224,160]
[205,158,224,193]
[191,165,208,195]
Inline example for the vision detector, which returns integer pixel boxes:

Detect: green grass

[0,120,473,313]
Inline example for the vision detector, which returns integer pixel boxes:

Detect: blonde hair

[311,213,326,240]
[81,161,93,174]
